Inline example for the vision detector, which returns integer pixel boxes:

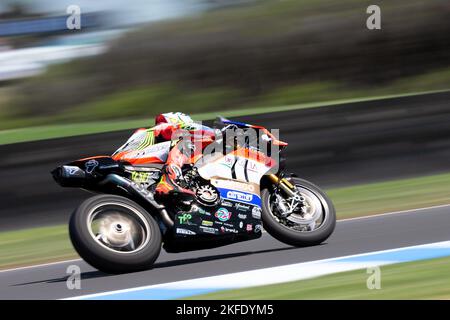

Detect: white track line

[0,258,82,273]
[65,240,450,300]
[338,203,450,222]
[1,203,449,273]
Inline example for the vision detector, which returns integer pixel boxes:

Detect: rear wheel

[69,194,162,274]
[261,177,336,247]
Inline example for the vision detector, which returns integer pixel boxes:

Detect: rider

[153,112,215,202]
[113,112,215,202]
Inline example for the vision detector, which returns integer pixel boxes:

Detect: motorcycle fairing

[168,197,263,251]
[196,149,273,185]
[113,140,171,165]
[170,146,269,240]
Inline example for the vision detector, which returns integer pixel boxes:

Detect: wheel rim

[87,202,151,254]
[268,184,329,232]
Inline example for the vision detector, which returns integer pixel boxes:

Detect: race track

[1,205,450,300]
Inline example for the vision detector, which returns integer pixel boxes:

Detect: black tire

[69,194,162,274]
[261,177,336,247]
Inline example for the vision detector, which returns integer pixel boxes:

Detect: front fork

[267,174,304,218]
[267,174,297,197]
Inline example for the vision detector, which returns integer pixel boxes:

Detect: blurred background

[0,0,449,129]
[0,0,450,280]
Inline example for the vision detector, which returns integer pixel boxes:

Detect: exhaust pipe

[51,165,86,187]
[100,174,174,228]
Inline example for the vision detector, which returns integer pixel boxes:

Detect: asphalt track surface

[1,205,449,300]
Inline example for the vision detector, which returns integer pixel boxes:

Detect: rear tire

[261,178,336,247]
[69,194,162,274]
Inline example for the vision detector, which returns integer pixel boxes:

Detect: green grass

[0,225,75,270]
[190,256,450,299]
[1,171,449,270]
[1,87,449,145]
[328,172,450,218]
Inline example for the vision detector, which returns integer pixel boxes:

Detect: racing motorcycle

[52,117,336,274]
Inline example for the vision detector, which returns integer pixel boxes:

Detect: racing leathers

[112,120,215,202]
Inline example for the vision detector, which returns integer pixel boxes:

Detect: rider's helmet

[155,112,194,128]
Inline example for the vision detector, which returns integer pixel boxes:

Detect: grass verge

[1,171,449,270]
[189,256,450,299]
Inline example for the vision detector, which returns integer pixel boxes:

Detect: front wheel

[261,177,336,247]
[69,194,162,274]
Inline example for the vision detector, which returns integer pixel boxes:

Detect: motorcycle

[52,117,336,274]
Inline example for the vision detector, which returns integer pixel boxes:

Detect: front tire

[69,194,162,274]
[261,177,336,247]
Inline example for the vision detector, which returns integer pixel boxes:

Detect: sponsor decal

[252,206,262,219]
[201,220,213,227]
[227,190,253,202]
[178,213,192,224]
[199,226,217,234]
[238,213,248,219]
[246,224,253,232]
[219,188,261,206]
[247,161,258,173]
[221,200,234,207]
[197,207,211,216]
[190,205,210,216]
[254,224,262,233]
[239,221,243,229]
[85,159,99,174]
[235,203,251,212]
[176,228,196,235]
[220,226,238,234]
[64,166,84,177]
[220,156,234,169]
[131,171,151,183]
[215,207,231,222]
[214,179,256,193]
[67,166,79,175]
[214,220,234,227]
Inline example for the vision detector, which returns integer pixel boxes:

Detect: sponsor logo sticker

[238,213,248,219]
[131,171,151,183]
[239,221,243,229]
[194,206,211,216]
[221,200,234,207]
[176,228,196,235]
[252,206,262,219]
[246,224,253,232]
[235,203,251,212]
[215,207,231,222]
[85,159,99,174]
[227,191,253,202]
[213,179,256,193]
[254,224,262,233]
[220,226,238,234]
[178,213,192,224]
[200,226,217,234]
[201,220,213,227]
[214,220,234,227]
[219,188,261,206]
